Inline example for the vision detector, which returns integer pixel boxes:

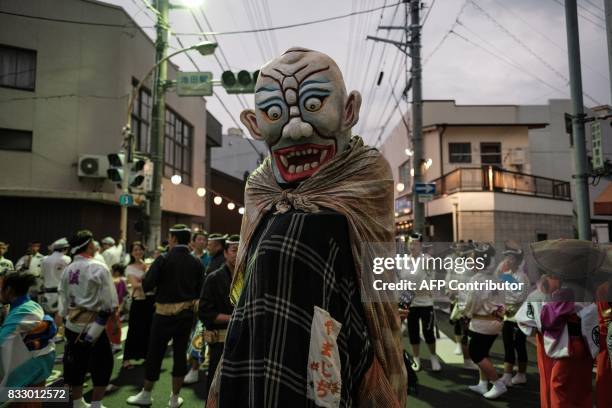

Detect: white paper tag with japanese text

[307,306,342,408]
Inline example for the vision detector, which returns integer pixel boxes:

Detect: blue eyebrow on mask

[255,86,280,93]
[256,96,284,109]
[300,79,331,88]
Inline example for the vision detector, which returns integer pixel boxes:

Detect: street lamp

[124,40,217,128]
[177,0,205,7]
[171,175,182,185]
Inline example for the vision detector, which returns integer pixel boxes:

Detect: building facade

[0,0,210,258]
[380,99,585,243]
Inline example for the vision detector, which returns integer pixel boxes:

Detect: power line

[469,0,569,86]
[421,0,437,26]
[343,0,359,85]
[262,0,281,55]
[582,0,604,11]
[467,0,601,105]
[172,1,403,36]
[0,10,153,28]
[423,0,468,66]
[549,0,605,29]
[185,10,250,109]
[450,29,570,96]
[242,0,270,62]
[174,37,265,159]
[490,0,608,81]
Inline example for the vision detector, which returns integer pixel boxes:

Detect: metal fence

[432,167,571,201]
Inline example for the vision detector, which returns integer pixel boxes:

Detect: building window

[0,128,33,151]
[536,233,548,241]
[398,159,411,189]
[0,45,36,91]
[131,80,151,154]
[449,142,471,163]
[481,142,502,165]
[164,108,193,185]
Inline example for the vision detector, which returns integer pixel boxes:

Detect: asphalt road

[42,309,545,407]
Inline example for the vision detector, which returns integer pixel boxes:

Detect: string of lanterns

[171,174,245,215]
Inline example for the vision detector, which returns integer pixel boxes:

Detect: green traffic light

[237,70,251,86]
[222,71,236,87]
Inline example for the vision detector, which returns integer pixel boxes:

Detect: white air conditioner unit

[78,154,109,178]
[509,148,526,165]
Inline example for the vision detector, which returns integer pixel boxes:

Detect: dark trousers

[144,310,194,382]
[502,320,528,365]
[408,306,436,345]
[206,342,224,399]
[63,328,113,387]
[123,295,155,360]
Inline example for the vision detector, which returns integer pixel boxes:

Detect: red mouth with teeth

[273,143,336,183]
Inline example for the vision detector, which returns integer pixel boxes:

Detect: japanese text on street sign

[177,71,213,97]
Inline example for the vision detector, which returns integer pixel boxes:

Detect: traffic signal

[129,158,146,192]
[107,154,152,193]
[221,70,259,94]
[107,153,126,183]
[129,157,153,194]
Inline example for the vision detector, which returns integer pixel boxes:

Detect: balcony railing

[431,167,571,201]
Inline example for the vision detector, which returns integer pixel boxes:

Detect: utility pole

[564,0,591,240]
[367,0,425,235]
[119,130,134,242]
[605,0,612,104]
[148,0,170,250]
[409,0,424,235]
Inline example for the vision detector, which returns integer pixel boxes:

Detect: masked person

[496,242,530,386]
[205,234,226,277]
[0,272,56,394]
[198,234,239,399]
[0,242,14,276]
[464,243,507,400]
[127,225,205,408]
[207,48,406,408]
[59,230,118,408]
[516,239,603,408]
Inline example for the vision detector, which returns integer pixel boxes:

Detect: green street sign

[177,71,213,97]
[119,194,134,207]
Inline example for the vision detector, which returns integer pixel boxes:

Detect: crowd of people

[398,234,612,407]
[0,227,238,408]
[0,231,611,407]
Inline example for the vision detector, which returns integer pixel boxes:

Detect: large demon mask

[240,48,362,184]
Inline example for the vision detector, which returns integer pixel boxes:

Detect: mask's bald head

[241,48,361,184]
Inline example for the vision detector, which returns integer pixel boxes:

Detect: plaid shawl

[210,136,405,407]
